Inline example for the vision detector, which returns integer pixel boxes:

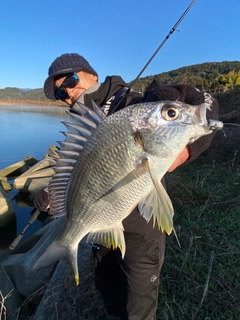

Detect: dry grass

[8,262,105,320]
[1,290,13,320]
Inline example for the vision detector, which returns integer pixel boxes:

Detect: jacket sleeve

[110,89,142,114]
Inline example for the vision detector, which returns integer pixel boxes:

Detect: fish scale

[34,100,223,285]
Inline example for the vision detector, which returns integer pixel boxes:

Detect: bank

[0,99,65,107]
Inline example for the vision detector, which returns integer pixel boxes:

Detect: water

[0,104,69,252]
[0,105,69,168]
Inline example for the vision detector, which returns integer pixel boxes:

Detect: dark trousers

[93,207,166,320]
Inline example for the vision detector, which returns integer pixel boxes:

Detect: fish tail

[33,241,80,285]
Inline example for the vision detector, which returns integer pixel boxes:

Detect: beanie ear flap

[143,82,206,105]
[142,79,160,101]
[145,79,162,93]
[172,84,205,105]
[144,85,184,102]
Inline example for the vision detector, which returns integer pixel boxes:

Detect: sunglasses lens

[63,74,79,88]
[55,87,69,101]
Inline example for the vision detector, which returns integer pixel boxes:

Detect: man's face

[54,71,98,106]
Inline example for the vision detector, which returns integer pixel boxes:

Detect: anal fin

[86,224,126,258]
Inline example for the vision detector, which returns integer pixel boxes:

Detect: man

[34,53,219,320]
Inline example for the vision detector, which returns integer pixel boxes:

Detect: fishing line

[109,0,197,115]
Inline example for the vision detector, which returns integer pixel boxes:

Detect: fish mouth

[193,103,223,132]
[207,119,224,131]
[193,103,207,125]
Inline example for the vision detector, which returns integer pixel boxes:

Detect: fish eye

[161,104,180,121]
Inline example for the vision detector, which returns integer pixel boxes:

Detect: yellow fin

[86,224,126,258]
[138,186,174,235]
[138,158,174,235]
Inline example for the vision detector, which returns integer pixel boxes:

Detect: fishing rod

[130,0,197,90]
[110,0,197,115]
[9,208,41,250]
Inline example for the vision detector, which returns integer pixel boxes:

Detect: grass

[157,126,240,319]
[8,269,105,320]
[0,290,13,320]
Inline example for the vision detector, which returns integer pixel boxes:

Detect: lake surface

[0,104,69,252]
[0,104,69,168]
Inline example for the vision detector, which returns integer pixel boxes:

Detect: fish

[33,100,223,285]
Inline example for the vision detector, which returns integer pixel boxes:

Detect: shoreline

[0,99,65,106]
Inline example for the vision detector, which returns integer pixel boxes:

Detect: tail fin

[33,241,80,285]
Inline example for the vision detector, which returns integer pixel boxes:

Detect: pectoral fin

[86,224,126,258]
[138,184,174,235]
[139,158,180,246]
[138,158,174,235]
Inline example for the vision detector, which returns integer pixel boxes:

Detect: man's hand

[33,188,49,211]
[168,146,190,172]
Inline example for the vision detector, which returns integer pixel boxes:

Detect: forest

[130,60,240,93]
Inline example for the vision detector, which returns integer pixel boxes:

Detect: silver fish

[34,100,223,284]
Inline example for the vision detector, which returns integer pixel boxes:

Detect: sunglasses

[54,73,79,101]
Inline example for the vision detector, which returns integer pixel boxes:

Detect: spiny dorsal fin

[65,110,97,131]
[61,121,92,137]
[49,102,104,219]
[75,101,105,124]
[57,141,83,152]
[91,99,107,121]
[61,131,87,145]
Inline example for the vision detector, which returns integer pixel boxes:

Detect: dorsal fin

[65,110,97,131]
[55,158,77,166]
[61,132,87,145]
[91,100,107,120]
[49,102,104,218]
[57,141,83,152]
[61,122,92,137]
[56,150,80,159]
[75,101,105,124]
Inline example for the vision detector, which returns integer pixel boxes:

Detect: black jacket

[83,75,142,115]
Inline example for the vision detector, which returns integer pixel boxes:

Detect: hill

[0,61,240,120]
[130,60,240,93]
[0,87,47,101]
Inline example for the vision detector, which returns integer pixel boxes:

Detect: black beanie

[44,53,98,100]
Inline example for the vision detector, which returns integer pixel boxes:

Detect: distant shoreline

[0,99,65,106]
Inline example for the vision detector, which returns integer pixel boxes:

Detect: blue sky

[0,0,239,89]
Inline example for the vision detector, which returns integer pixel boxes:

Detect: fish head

[133,100,223,158]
